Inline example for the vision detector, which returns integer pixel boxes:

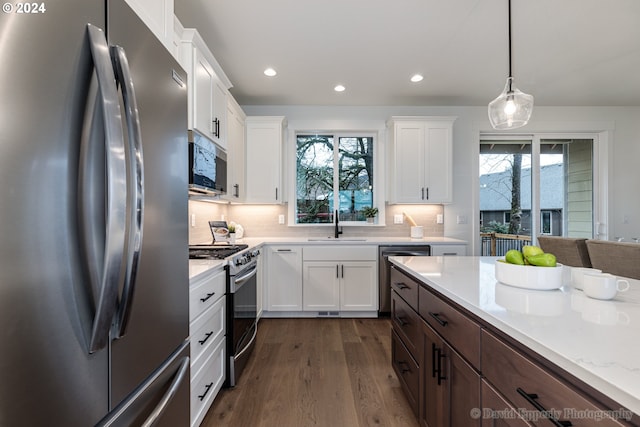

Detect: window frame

[478,132,602,247]
[287,127,385,227]
[541,210,553,235]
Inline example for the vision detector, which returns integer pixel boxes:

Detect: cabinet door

[266,247,302,311]
[421,320,445,427]
[211,76,227,149]
[245,118,284,204]
[225,99,245,201]
[421,320,481,427]
[124,0,173,52]
[193,48,214,139]
[303,262,341,311]
[445,343,481,426]
[423,124,452,203]
[394,122,425,203]
[340,261,377,311]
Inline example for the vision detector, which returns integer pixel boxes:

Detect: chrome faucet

[334,210,342,239]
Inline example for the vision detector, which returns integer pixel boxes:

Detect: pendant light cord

[508,0,513,89]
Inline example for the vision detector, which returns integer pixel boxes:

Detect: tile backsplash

[189,199,444,243]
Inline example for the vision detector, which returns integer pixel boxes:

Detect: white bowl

[494,260,564,290]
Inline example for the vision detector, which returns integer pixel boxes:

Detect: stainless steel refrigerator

[0,0,190,425]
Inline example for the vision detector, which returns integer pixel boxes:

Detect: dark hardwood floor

[203,318,419,427]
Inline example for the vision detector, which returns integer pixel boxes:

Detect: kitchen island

[389,255,640,422]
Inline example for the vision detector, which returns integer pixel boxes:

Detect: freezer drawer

[96,341,190,427]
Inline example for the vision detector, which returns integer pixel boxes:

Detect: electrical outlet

[436,214,443,224]
[278,214,285,224]
[190,214,196,227]
[394,214,403,224]
[221,214,225,221]
[457,215,468,224]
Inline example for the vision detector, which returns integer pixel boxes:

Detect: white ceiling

[174,0,640,107]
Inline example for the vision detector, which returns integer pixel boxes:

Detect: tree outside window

[296,134,375,224]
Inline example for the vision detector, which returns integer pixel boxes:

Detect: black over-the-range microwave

[188,130,227,195]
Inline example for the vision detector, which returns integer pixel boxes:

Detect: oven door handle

[232,265,258,292]
[235,323,258,360]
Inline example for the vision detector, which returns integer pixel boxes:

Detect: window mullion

[531,136,541,244]
[333,134,340,218]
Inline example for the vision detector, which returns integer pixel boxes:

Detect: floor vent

[317,311,340,317]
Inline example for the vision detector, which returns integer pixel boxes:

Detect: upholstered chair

[585,239,640,280]
[536,236,592,268]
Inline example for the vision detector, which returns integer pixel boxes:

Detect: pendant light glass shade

[488,0,534,130]
[488,77,534,130]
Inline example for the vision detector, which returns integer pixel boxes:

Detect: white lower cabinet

[430,244,467,256]
[265,246,303,311]
[302,262,341,311]
[190,338,225,427]
[340,262,378,310]
[189,266,226,427]
[302,246,378,313]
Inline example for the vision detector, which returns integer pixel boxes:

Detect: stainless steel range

[188,243,260,387]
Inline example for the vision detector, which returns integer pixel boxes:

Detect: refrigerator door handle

[110,45,145,339]
[85,24,127,354]
[140,356,190,427]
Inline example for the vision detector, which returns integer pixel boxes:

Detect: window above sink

[293,132,383,226]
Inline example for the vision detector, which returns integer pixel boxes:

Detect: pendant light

[488,0,533,130]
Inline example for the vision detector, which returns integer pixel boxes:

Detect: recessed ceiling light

[410,74,424,83]
[264,68,277,77]
[334,84,346,92]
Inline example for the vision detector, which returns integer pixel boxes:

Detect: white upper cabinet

[125,0,174,53]
[180,29,231,150]
[387,116,456,204]
[225,97,246,201]
[245,116,287,204]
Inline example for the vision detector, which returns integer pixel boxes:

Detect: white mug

[583,273,630,300]
[570,267,602,290]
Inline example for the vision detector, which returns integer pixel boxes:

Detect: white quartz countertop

[189,236,466,280]
[189,259,225,280]
[388,255,640,415]
[231,236,466,246]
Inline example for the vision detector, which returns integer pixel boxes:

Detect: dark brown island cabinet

[390,265,638,427]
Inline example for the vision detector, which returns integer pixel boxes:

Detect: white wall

[243,105,640,254]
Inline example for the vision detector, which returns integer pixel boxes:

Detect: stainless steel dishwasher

[378,245,431,315]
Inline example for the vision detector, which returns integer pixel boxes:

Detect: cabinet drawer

[191,338,225,427]
[190,296,225,367]
[419,285,480,370]
[481,380,533,427]
[303,245,377,261]
[391,330,419,418]
[390,266,418,310]
[391,290,421,359]
[189,267,226,321]
[481,330,626,427]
